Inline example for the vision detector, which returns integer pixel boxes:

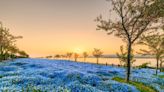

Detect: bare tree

[96,0,163,82]
[74,53,79,62]
[54,54,61,59]
[83,52,89,62]
[66,52,73,60]
[92,48,103,64]
[60,55,66,59]
[138,33,164,75]
[46,56,52,59]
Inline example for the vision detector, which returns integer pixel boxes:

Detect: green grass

[158,75,164,78]
[153,74,164,79]
[112,77,156,92]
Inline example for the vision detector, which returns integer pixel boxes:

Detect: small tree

[46,56,52,59]
[96,0,163,82]
[18,50,29,58]
[54,54,61,59]
[116,45,135,67]
[61,55,67,59]
[83,52,89,62]
[138,34,164,75]
[66,52,73,60]
[74,53,79,62]
[92,48,103,64]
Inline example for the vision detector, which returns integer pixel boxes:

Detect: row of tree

[48,48,103,64]
[96,0,164,82]
[53,41,163,72]
[0,22,29,61]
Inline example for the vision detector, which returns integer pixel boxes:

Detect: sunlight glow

[73,48,83,54]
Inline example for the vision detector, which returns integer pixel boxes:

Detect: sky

[0,0,142,57]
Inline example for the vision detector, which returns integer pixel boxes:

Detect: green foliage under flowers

[160,68,164,72]
[112,77,156,92]
[1,85,70,92]
[157,75,164,79]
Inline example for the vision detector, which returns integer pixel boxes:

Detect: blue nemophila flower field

[0,58,163,92]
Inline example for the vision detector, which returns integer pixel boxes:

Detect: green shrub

[138,62,150,69]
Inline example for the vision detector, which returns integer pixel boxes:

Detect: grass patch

[153,74,164,79]
[158,75,164,78]
[112,77,156,92]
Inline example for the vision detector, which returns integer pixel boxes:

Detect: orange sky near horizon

[0,0,144,57]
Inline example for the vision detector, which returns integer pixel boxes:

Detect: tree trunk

[0,45,2,62]
[75,57,77,62]
[126,42,132,82]
[97,57,99,64]
[160,60,163,72]
[156,58,159,75]
[84,57,86,62]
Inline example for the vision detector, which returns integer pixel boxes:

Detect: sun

[74,48,83,54]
